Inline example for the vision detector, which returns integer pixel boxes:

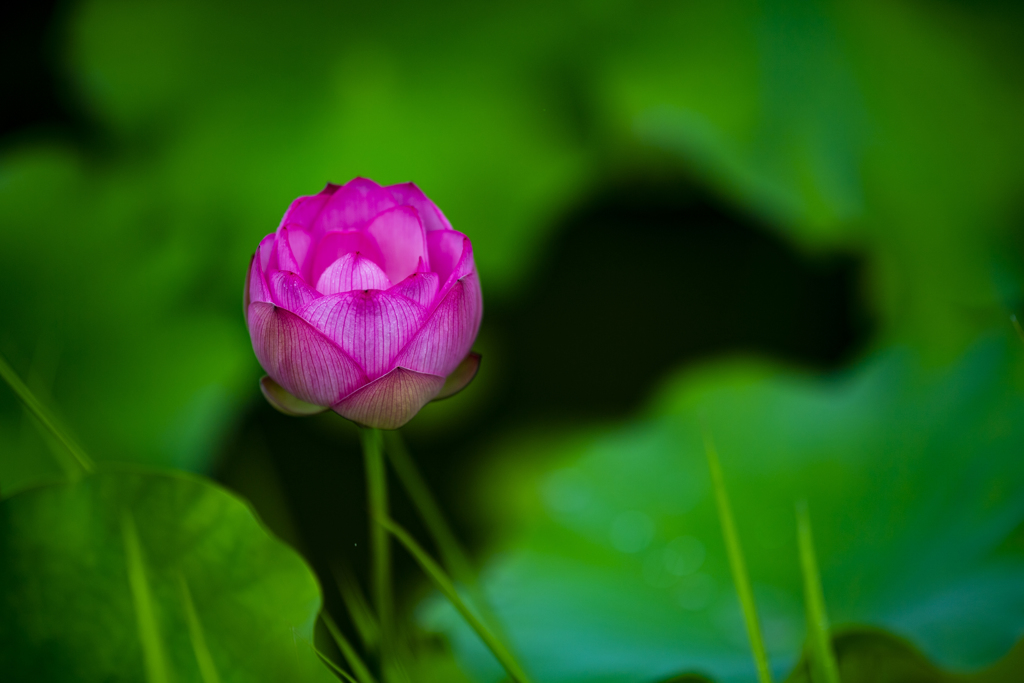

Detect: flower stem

[360,428,391,652]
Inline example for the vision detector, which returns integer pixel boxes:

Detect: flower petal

[316,252,392,295]
[366,206,429,285]
[310,230,385,286]
[426,230,470,286]
[434,352,481,400]
[259,375,329,416]
[299,291,425,378]
[246,252,272,311]
[388,271,440,307]
[268,270,321,312]
[258,232,276,271]
[316,177,398,232]
[278,183,338,232]
[393,271,482,377]
[274,225,313,277]
[387,182,453,232]
[333,367,445,429]
[247,301,365,405]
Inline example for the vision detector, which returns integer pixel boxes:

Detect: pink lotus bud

[244,178,482,429]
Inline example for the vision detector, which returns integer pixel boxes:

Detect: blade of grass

[383,431,507,636]
[321,611,379,683]
[122,511,173,683]
[26,414,82,479]
[383,431,475,583]
[331,563,380,651]
[177,573,221,683]
[0,352,94,473]
[701,424,773,683]
[316,647,361,683]
[1012,315,1024,345]
[796,501,841,683]
[379,515,533,683]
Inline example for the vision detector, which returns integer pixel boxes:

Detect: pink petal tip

[434,352,481,400]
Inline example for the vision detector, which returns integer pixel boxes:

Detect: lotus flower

[244,178,482,429]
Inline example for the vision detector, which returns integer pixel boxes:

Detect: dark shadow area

[0,1,85,145]
[492,179,870,421]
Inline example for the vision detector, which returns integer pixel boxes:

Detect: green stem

[383,431,474,584]
[0,352,94,474]
[796,501,841,683]
[331,562,380,651]
[1012,314,1024,345]
[379,515,533,683]
[322,612,379,683]
[702,424,773,683]
[383,431,507,635]
[360,428,391,648]
[315,649,361,683]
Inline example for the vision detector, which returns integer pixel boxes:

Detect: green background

[2,1,1024,681]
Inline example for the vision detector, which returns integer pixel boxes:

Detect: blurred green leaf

[624,0,1024,354]
[785,628,1024,683]
[0,466,335,683]
[425,333,1024,682]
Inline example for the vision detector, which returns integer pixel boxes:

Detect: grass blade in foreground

[0,352,94,474]
[379,515,534,683]
[702,425,774,683]
[1012,315,1024,345]
[796,501,841,683]
[122,512,172,683]
[332,563,380,651]
[316,650,360,683]
[383,431,507,634]
[322,612,379,683]
[178,573,222,683]
[383,431,476,587]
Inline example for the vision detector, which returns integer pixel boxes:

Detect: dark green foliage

[785,629,1024,683]
[2,1,1024,682]
[0,467,335,683]
[427,336,1024,681]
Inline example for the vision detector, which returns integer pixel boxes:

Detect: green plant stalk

[379,515,533,683]
[332,562,380,651]
[316,649,361,683]
[1012,314,1024,345]
[382,431,475,585]
[702,426,774,683]
[382,431,507,636]
[322,612,379,683]
[796,501,841,683]
[360,428,392,641]
[0,352,94,474]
